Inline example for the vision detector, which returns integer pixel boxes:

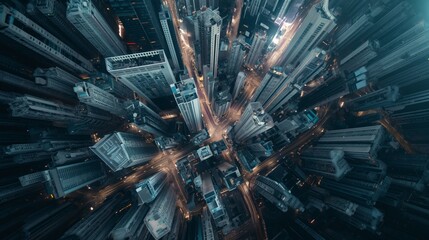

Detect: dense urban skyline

[0,0,428,239]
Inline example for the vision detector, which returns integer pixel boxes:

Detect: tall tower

[110,204,149,240]
[144,187,177,239]
[66,0,126,57]
[213,86,232,119]
[251,67,286,108]
[233,102,274,143]
[44,160,106,198]
[106,50,176,100]
[125,100,169,136]
[246,30,267,67]
[232,72,246,100]
[193,8,222,78]
[264,48,326,113]
[170,76,203,133]
[135,172,167,204]
[159,3,183,72]
[227,39,246,75]
[201,173,229,227]
[107,0,168,53]
[90,132,158,172]
[73,82,126,117]
[254,175,304,212]
[312,125,386,163]
[279,0,336,67]
[203,65,217,104]
[0,4,94,74]
[301,148,352,180]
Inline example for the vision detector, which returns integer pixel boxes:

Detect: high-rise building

[23,202,79,240]
[125,100,169,136]
[301,148,352,180]
[44,160,106,198]
[276,110,318,137]
[62,194,127,239]
[89,72,135,100]
[8,95,119,134]
[193,8,222,78]
[279,0,336,67]
[170,76,203,133]
[251,67,286,108]
[144,187,177,240]
[66,0,126,57]
[159,3,183,72]
[201,173,229,227]
[90,132,159,172]
[254,175,305,212]
[135,172,167,205]
[312,125,386,163]
[213,85,231,118]
[74,82,126,117]
[227,39,246,75]
[246,30,267,67]
[340,40,379,73]
[276,0,292,20]
[345,86,400,112]
[232,72,246,100]
[9,95,82,122]
[110,204,149,240]
[263,48,326,114]
[52,147,93,166]
[33,67,81,100]
[107,0,168,53]
[106,50,176,100]
[201,207,216,240]
[298,75,350,111]
[203,65,217,103]
[0,4,94,74]
[233,102,274,143]
[248,141,274,158]
[30,0,97,57]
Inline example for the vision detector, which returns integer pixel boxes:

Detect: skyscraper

[33,67,81,100]
[232,72,246,100]
[74,82,126,117]
[106,50,176,100]
[193,8,222,78]
[171,76,203,133]
[62,194,127,239]
[246,30,267,67]
[213,85,231,119]
[144,187,177,240]
[301,148,352,180]
[233,102,274,143]
[107,0,168,53]
[159,3,183,72]
[125,100,169,136]
[312,125,386,163]
[279,0,336,67]
[44,160,106,198]
[227,39,246,75]
[110,204,150,240]
[135,172,167,204]
[251,67,286,108]
[201,173,229,227]
[203,64,217,103]
[90,132,159,172]
[0,4,94,73]
[66,0,126,57]
[254,175,305,212]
